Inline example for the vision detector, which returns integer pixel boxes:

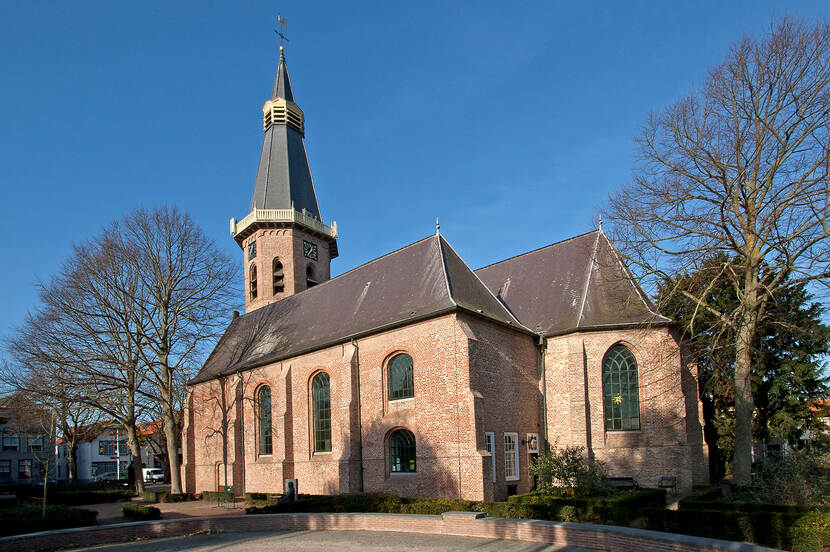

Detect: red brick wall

[241,226,332,313]
[544,327,708,491]
[188,316,707,498]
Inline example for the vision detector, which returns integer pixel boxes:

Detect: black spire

[250,47,321,219]
[271,47,294,101]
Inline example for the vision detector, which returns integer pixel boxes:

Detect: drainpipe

[351,338,364,491]
[537,335,548,450]
[236,370,245,497]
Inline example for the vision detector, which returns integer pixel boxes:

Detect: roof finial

[436,217,440,235]
[598,214,603,232]
[275,13,289,48]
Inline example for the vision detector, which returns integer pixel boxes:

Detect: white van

[142,468,164,483]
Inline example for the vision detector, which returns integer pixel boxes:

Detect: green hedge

[0,505,97,536]
[203,490,235,502]
[15,483,134,505]
[790,511,830,552]
[122,503,161,520]
[142,490,197,503]
[506,489,666,524]
[246,490,663,524]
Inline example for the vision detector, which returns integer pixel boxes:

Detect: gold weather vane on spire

[275,13,289,47]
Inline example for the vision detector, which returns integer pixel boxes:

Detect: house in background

[0,393,55,484]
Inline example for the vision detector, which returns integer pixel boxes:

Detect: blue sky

[1,1,829,349]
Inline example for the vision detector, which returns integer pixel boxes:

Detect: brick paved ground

[71,530,600,552]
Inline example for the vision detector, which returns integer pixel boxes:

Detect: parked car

[142,468,164,484]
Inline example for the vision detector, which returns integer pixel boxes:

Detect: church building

[182,45,708,501]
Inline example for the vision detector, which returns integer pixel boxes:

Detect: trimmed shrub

[122,503,161,520]
[677,486,723,507]
[790,510,830,552]
[142,490,161,503]
[473,501,509,518]
[160,493,196,503]
[506,489,665,524]
[0,505,97,536]
[401,498,474,515]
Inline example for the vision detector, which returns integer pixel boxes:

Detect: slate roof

[191,235,525,384]
[249,49,321,219]
[475,230,671,335]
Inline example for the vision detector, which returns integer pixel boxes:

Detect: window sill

[388,397,414,404]
[390,472,417,477]
[505,476,520,482]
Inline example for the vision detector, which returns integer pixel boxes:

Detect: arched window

[257,386,272,455]
[272,258,284,295]
[390,429,416,473]
[388,354,414,401]
[602,344,640,431]
[306,264,317,288]
[312,372,331,452]
[249,263,258,300]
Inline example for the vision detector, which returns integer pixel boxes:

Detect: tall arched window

[272,258,284,295]
[388,354,414,400]
[312,372,331,452]
[249,263,258,300]
[602,344,640,431]
[257,386,272,455]
[390,429,416,473]
[306,264,317,288]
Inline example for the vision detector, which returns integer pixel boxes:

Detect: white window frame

[2,433,18,450]
[484,432,496,482]
[504,432,520,481]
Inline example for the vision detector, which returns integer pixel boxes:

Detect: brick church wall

[188,317,707,498]
[544,327,708,492]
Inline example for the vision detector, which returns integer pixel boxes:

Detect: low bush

[16,483,134,505]
[202,490,235,502]
[790,510,830,552]
[0,505,97,536]
[161,492,196,503]
[401,498,475,515]
[122,503,161,520]
[529,446,612,496]
[506,488,665,524]
[473,501,509,518]
[245,492,276,505]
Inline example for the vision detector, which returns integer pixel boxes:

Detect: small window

[388,354,414,401]
[18,459,32,479]
[485,432,496,483]
[258,386,272,455]
[390,429,416,473]
[602,345,641,431]
[248,240,257,260]
[504,432,519,481]
[272,259,284,295]
[249,263,258,300]
[28,435,43,452]
[2,433,18,451]
[306,264,317,288]
[0,460,10,478]
[312,372,331,452]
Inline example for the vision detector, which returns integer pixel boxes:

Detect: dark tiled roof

[475,230,670,335]
[191,235,524,384]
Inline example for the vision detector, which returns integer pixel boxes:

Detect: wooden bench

[606,476,639,489]
[658,476,677,494]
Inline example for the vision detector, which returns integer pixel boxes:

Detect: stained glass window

[312,372,331,452]
[390,429,416,473]
[388,354,414,401]
[602,345,641,431]
[258,386,272,455]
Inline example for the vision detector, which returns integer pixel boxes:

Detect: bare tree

[604,18,830,485]
[122,206,238,494]
[6,233,152,494]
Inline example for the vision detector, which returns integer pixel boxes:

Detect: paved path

[83,498,246,522]
[72,530,601,551]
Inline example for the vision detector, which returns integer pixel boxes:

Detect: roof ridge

[439,235,527,329]
[235,235,437,321]
[475,229,600,272]
[576,230,602,328]
[599,232,670,321]
[436,235,457,308]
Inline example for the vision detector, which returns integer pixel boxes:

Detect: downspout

[351,338,364,492]
[537,335,548,450]
[236,370,245,497]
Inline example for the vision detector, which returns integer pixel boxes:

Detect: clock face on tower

[303,240,318,261]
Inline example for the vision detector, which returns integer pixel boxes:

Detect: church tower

[230,45,338,313]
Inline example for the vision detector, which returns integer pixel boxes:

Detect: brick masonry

[184,310,708,498]
[0,512,780,552]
